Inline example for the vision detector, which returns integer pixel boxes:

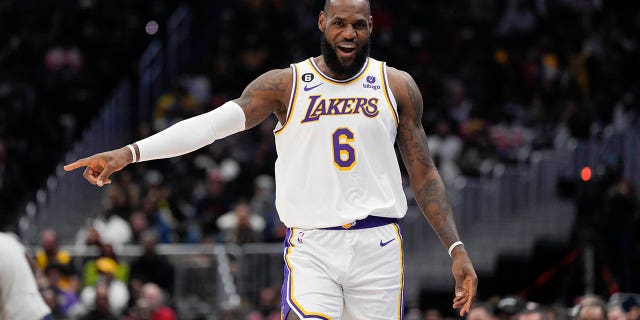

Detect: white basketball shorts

[281,216,405,320]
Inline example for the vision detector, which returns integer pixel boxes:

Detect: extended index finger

[63,158,91,171]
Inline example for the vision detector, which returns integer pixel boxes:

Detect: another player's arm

[388,67,477,316]
[64,68,292,185]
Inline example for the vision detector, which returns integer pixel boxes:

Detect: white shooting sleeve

[135,101,246,162]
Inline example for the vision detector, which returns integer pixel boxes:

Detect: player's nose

[342,24,356,40]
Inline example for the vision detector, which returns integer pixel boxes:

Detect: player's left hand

[451,246,477,316]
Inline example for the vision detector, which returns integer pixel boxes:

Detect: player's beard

[321,34,370,79]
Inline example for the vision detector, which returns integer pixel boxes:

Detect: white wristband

[135,101,246,162]
[127,144,137,162]
[448,241,464,257]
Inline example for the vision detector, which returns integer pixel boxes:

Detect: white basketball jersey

[273,57,408,228]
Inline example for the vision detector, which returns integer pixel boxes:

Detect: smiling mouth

[337,44,356,55]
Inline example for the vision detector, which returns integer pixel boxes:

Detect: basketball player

[0,232,52,320]
[64,0,477,318]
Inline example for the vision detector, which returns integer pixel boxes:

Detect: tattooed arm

[233,68,293,129]
[388,67,477,316]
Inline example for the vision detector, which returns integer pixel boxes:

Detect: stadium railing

[46,243,232,319]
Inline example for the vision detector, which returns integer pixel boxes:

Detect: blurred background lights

[581,166,592,182]
[145,20,159,35]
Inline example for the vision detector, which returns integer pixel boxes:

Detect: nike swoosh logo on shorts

[303,83,323,91]
[379,238,395,247]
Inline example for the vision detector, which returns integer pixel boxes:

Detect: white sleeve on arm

[135,101,246,162]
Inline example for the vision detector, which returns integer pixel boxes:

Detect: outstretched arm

[388,67,477,316]
[64,68,292,186]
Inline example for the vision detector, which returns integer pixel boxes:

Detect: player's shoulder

[384,64,413,86]
[382,64,418,101]
[261,67,294,79]
[0,232,26,256]
[252,67,294,93]
[244,67,295,104]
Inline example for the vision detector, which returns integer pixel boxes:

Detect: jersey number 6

[332,128,356,170]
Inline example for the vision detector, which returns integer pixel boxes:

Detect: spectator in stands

[458,119,496,176]
[497,296,527,320]
[117,170,142,210]
[87,184,135,246]
[138,282,177,320]
[575,303,606,320]
[83,243,129,287]
[36,229,77,291]
[44,45,84,74]
[622,297,640,320]
[517,308,548,320]
[251,174,284,242]
[84,226,103,247]
[445,80,473,128]
[79,282,118,320]
[498,0,537,36]
[140,178,178,243]
[247,287,280,320]
[218,306,240,320]
[489,106,533,163]
[216,199,265,244]
[469,303,498,320]
[427,119,463,185]
[193,169,232,241]
[79,257,129,317]
[122,278,145,316]
[74,225,101,260]
[423,308,443,320]
[546,303,569,320]
[607,305,625,320]
[102,183,133,219]
[153,83,199,132]
[129,211,150,244]
[42,264,83,318]
[36,229,71,271]
[179,71,212,108]
[92,211,133,247]
[41,286,70,320]
[404,307,423,320]
[129,231,174,292]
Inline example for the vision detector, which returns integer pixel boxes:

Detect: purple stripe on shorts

[281,228,292,318]
[396,223,405,320]
[321,216,397,230]
[281,228,332,320]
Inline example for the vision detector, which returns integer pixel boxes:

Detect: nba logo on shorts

[297,231,305,244]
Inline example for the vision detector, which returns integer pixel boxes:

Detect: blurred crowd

[2,0,640,318]
[31,228,178,319]
[408,293,640,320]
[28,227,640,320]
[0,0,181,230]
[28,225,640,319]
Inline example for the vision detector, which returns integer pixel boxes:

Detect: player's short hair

[324,0,371,13]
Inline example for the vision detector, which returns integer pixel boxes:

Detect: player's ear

[318,11,326,32]
[369,15,373,34]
